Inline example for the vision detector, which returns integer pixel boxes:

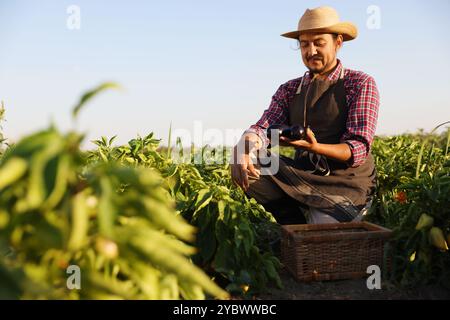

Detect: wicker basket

[281,222,392,282]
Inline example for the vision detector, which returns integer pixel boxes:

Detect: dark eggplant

[266,124,307,141]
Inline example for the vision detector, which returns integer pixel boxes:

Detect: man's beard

[306,56,326,74]
[307,65,326,74]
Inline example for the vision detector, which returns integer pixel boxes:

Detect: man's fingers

[232,153,256,192]
[231,163,246,191]
[239,162,250,190]
[280,136,308,148]
[306,127,317,143]
[247,162,260,178]
[241,168,249,191]
[232,166,242,188]
[230,165,240,186]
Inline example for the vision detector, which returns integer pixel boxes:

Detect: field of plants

[0,84,449,299]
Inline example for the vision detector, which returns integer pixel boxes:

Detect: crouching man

[231,6,379,224]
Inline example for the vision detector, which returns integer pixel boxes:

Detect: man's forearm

[311,143,352,163]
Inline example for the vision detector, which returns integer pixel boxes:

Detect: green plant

[0,84,228,300]
[87,134,283,296]
[0,101,6,155]
[367,127,450,288]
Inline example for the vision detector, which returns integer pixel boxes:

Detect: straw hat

[281,6,358,41]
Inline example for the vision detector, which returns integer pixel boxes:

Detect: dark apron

[267,68,377,222]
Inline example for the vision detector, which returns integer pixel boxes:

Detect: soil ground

[255,267,450,300]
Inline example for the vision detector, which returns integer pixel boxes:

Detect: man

[231,6,379,224]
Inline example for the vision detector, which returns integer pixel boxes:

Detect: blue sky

[1,0,450,148]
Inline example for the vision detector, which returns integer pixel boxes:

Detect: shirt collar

[303,59,343,86]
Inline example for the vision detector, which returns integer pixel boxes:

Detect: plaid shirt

[245,60,379,168]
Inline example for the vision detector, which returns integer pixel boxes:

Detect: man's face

[299,33,342,74]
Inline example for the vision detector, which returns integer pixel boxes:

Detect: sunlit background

[1,0,449,148]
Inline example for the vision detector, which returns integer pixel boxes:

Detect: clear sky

[1,0,450,148]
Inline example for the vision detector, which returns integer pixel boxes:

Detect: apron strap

[304,153,331,176]
[294,66,345,175]
[295,74,305,94]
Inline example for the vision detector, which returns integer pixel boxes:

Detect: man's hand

[230,134,261,192]
[280,127,353,163]
[279,127,318,151]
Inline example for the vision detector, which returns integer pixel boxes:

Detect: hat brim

[281,22,357,41]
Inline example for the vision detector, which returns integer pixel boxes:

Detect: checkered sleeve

[341,75,380,167]
[244,80,298,148]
